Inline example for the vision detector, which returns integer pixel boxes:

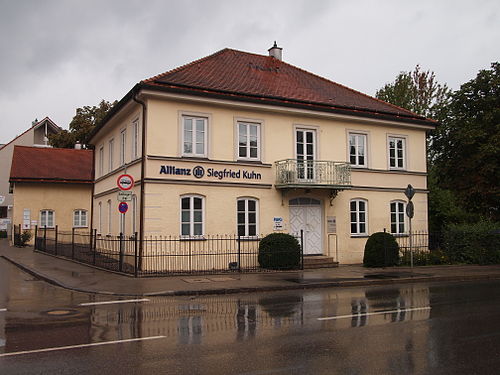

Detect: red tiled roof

[142,48,430,123]
[10,146,93,183]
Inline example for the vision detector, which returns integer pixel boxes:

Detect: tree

[431,62,500,220]
[376,64,451,122]
[49,99,116,148]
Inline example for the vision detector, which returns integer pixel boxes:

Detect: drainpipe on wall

[133,91,147,272]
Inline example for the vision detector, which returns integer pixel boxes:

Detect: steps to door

[303,256,339,269]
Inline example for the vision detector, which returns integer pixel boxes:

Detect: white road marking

[0,336,166,358]
[317,306,431,321]
[78,298,150,306]
[0,308,6,312]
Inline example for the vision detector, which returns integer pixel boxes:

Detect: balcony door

[296,129,316,181]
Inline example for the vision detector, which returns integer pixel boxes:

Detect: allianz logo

[159,165,261,180]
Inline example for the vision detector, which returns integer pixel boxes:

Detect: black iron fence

[33,226,303,277]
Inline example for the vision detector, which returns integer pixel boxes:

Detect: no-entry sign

[117,174,134,190]
[118,202,129,214]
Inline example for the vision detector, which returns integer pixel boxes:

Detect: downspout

[90,147,95,237]
[133,91,147,271]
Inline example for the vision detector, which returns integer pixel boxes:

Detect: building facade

[89,46,435,265]
[9,146,93,243]
[0,118,60,234]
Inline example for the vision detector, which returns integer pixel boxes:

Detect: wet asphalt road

[1,258,500,374]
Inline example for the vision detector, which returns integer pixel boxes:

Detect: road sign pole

[409,212,413,268]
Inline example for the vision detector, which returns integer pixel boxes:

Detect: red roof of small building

[10,146,93,184]
[143,48,430,123]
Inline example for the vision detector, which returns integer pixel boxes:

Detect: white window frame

[237,121,261,161]
[390,200,406,235]
[348,132,367,168]
[131,119,139,160]
[98,202,102,234]
[131,194,137,234]
[73,209,88,228]
[40,209,55,228]
[108,138,114,172]
[388,135,406,170]
[107,199,112,235]
[120,129,126,166]
[182,115,208,157]
[350,199,367,236]
[180,195,205,237]
[98,146,104,177]
[237,198,259,237]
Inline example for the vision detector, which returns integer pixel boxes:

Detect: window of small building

[388,136,406,170]
[180,195,204,237]
[349,133,367,167]
[182,116,207,157]
[40,210,55,228]
[73,209,88,228]
[237,122,260,161]
[390,201,406,234]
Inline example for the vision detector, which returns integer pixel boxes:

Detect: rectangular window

[388,136,406,169]
[238,122,260,160]
[391,201,406,234]
[296,129,316,180]
[107,200,112,234]
[73,210,87,227]
[108,139,114,172]
[40,210,54,228]
[349,133,367,167]
[99,146,104,176]
[237,198,258,237]
[181,196,204,236]
[350,199,367,235]
[132,120,139,160]
[98,202,102,234]
[120,129,126,165]
[183,116,207,157]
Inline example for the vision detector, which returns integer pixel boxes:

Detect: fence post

[71,227,75,260]
[93,229,97,265]
[237,234,241,272]
[119,232,124,272]
[134,232,138,278]
[34,225,38,250]
[300,229,304,270]
[43,225,47,252]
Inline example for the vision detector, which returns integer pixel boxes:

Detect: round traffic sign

[118,202,129,214]
[117,174,134,191]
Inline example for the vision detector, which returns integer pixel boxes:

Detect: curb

[3,254,500,297]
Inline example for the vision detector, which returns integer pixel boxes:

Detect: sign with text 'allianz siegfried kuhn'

[159,165,262,181]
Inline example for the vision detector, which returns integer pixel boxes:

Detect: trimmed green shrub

[0,230,7,238]
[258,233,301,270]
[400,248,450,266]
[363,232,399,267]
[443,221,500,264]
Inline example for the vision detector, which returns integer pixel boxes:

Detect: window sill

[350,234,369,238]
[391,233,409,237]
[179,236,206,241]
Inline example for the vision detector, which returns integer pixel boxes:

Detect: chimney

[268,41,282,61]
[74,141,82,150]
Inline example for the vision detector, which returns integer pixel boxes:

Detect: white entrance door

[289,198,322,255]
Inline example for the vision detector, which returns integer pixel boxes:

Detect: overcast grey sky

[0,0,498,144]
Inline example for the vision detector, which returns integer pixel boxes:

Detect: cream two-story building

[89,45,435,264]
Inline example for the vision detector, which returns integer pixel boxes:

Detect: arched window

[390,201,406,234]
[237,198,258,237]
[350,199,367,235]
[180,195,204,236]
[73,209,88,228]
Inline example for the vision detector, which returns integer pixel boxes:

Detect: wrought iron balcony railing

[275,159,351,189]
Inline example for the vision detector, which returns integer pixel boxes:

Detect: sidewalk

[2,239,500,297]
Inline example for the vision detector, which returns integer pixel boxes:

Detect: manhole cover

[44,309,79,316]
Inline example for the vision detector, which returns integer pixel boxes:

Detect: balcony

[275,159,351,189]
